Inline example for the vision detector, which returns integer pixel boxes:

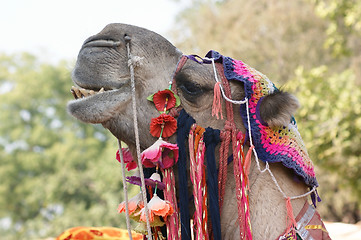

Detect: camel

[67,23,330,240]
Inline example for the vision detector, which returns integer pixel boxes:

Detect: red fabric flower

[148,89,180,113]
[150,113,177,138]
[116,148,137,171]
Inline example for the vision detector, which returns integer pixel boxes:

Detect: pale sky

[1,0,185,63]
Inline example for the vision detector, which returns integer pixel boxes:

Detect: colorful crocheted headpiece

[206,50,318,189]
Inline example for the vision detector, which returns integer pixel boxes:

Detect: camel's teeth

[79,88,89,97]
[70,86,107,99]
[70,86,78,99]
[70,89,78,99]
[71,86,82,99]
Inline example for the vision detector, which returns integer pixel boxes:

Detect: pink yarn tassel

[243,145,254,190]
[197,142,208,240]
[285,197,297,237]
[234,134,252,240]
[240,177,252,239]
[212,82,223,119]
[244,145,254,176]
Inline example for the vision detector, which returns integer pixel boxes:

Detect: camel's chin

[67,88,131,124]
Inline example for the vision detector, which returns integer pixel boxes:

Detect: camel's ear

[258,91,300,127]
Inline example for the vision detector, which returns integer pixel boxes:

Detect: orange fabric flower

[117,192,144,215]
[149,113,177,138]
[138,194,174,223]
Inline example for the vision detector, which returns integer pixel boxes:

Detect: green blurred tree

[312,0,361,82]
[171,0,331,83]
[0,53,134,239]
[313,0,361,57]
[290,66,361,222]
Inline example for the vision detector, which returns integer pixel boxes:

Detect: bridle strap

[215,62,238,213]
[169,55,188,118]
[171,55,188,95]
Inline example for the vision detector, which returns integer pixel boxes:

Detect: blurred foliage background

[0,0,360,239]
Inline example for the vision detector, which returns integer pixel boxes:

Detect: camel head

[66,23,326,240]
[67,23,299,150]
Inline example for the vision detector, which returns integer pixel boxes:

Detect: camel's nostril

[124,34,131,42]
[82,34,123,49]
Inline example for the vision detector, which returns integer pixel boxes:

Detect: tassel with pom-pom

[285,197,297,237]
[212,82,223,119]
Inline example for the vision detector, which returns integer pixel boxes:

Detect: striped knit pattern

[206,50,318,188]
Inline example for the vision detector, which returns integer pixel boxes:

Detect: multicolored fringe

[161,168,180,240]
[189,124,209,240]
[235,132,252,239]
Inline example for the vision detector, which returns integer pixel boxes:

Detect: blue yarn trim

[204,127,222,240]
[176,109,222,240]
[255,97,269,126]
[205,50,223,63]
[176,109,195,240]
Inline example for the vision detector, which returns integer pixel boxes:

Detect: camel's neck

[220,158,308,240]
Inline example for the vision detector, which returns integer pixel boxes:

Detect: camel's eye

[179,81,203,96]
[175,72,205,103]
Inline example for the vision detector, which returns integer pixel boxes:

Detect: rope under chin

[123,35,153,240]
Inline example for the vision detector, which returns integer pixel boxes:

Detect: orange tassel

[285,197,297,236]
[212,82,223,119]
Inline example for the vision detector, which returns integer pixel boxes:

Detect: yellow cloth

[56,226,143,240]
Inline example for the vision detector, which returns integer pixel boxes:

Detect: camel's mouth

[70,85,106,100]
[67,82,131,124]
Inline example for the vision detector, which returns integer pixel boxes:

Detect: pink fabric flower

[116,148,137,171]
[141,138,179,169]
